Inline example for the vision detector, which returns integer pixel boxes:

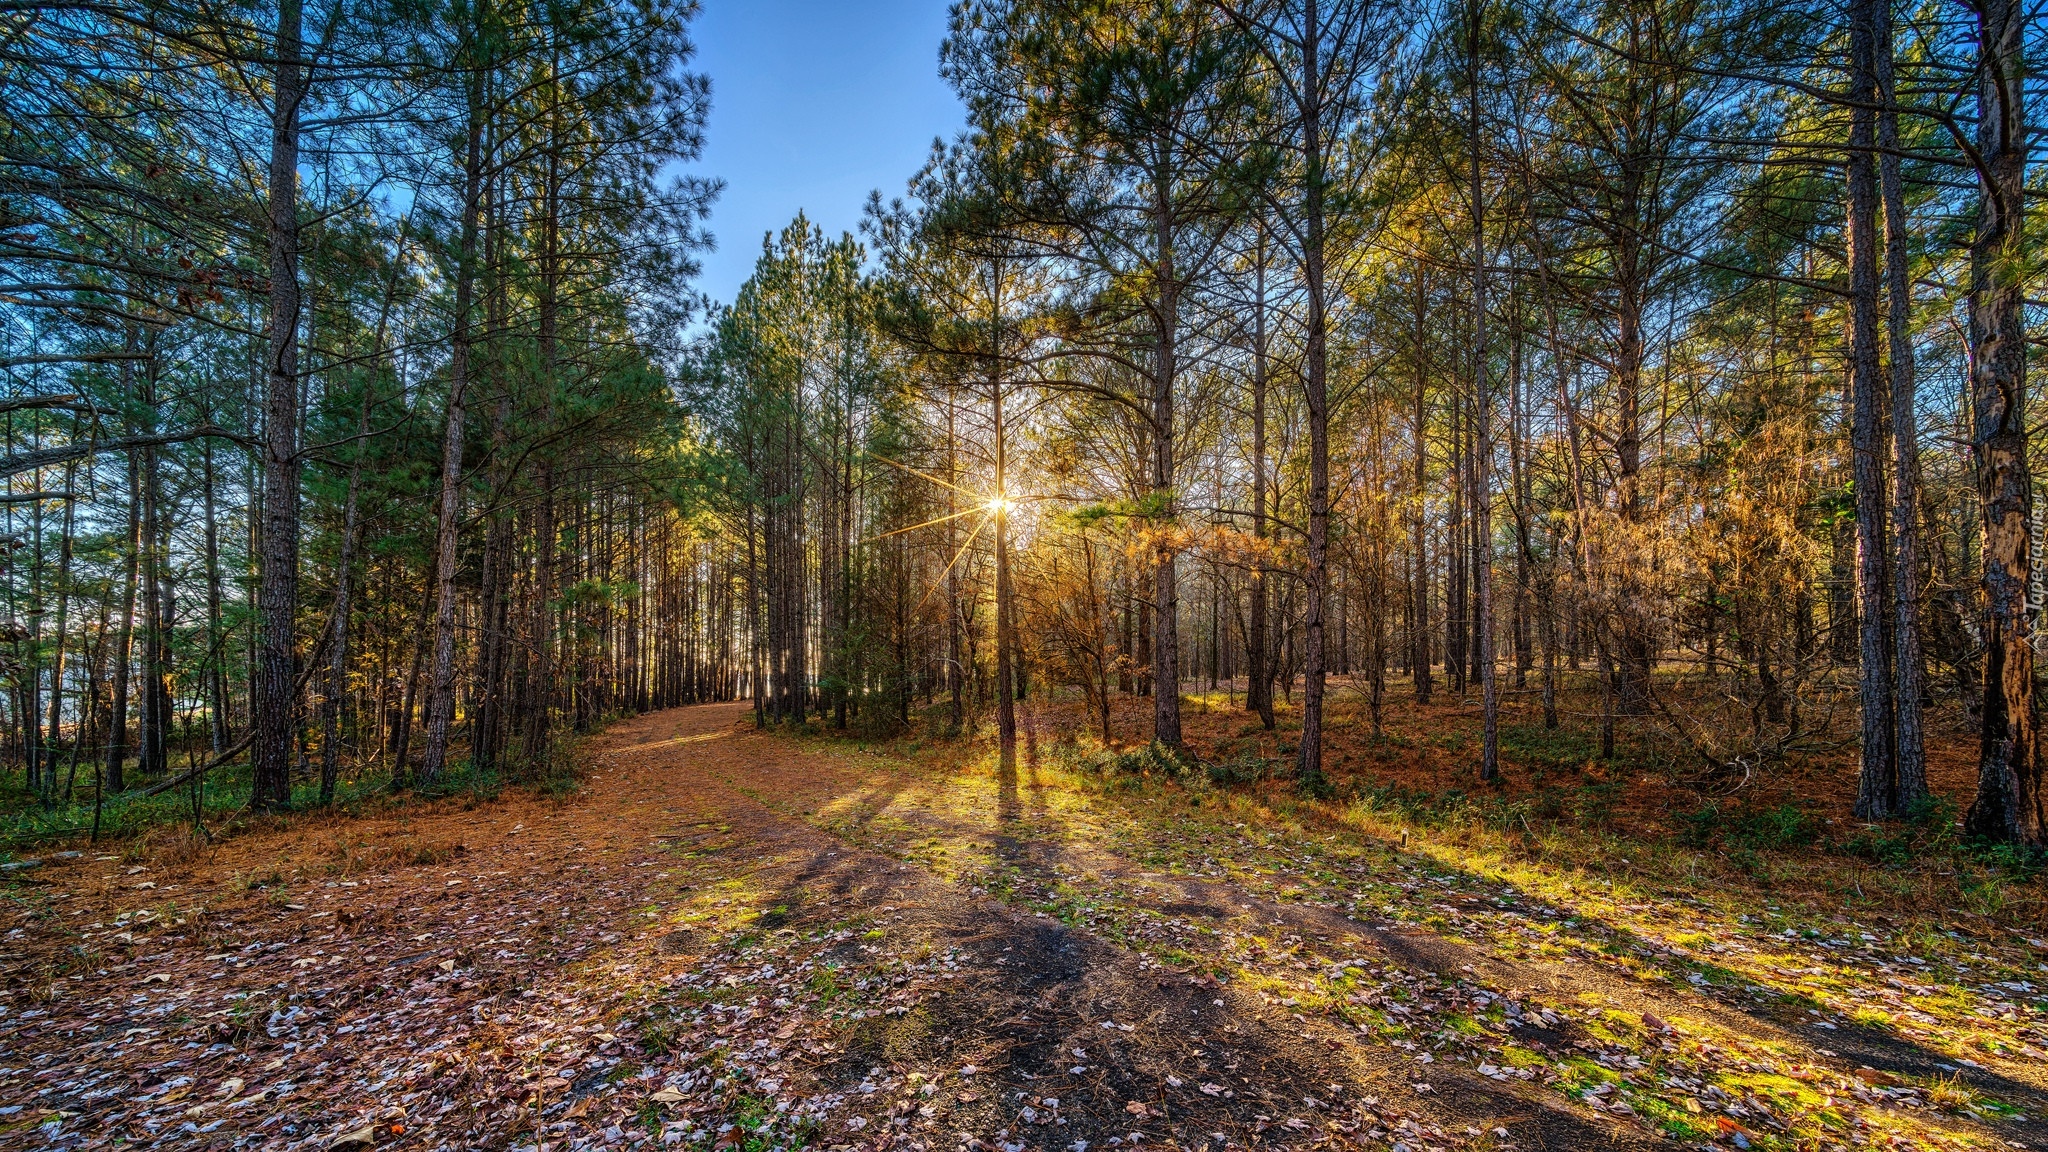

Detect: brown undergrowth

[1021,680,2045,935]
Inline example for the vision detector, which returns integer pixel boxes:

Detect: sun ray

[861,504,989,543]
[867,453,979,498]
[914,513,991,615]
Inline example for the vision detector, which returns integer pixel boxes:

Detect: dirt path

[1,704,2037,1152]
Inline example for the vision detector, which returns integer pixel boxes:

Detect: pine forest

[1,1,2044,1150]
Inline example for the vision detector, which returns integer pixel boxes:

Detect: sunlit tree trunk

[1964,0,2040,846]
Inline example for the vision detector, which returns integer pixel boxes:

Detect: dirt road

[3,704,2037,1151]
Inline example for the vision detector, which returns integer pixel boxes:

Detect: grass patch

[0,726,595,860]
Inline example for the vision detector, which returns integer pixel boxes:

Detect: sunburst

[863,454,1036,615]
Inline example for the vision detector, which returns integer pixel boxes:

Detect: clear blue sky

[688,0,966,306]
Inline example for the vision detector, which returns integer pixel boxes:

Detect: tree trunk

[320,385,369,803]
[1964,0,2040,847]
[1412,260,1432,704]
[201,439,229,752]
[251,0,305,810]
[42,471,76,804]
[140,438,170,779]
[1151,197,1182,749]
[524,53,564,761]
[1295,0,1329,794]
[993,261,1018,770]
[1248,228,1275,729]
[106,448,140,793]
[1848,0,1897,819]
[946,395,964,736]
[1877,0,1927,812]
[418,84,485,784]
[1469,0,1498,783]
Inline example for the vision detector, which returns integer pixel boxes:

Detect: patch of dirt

[1,702,2038,1152]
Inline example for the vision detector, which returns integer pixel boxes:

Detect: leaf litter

[0,702,2038,1152]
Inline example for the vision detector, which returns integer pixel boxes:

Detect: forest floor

[1,698,2044,1152]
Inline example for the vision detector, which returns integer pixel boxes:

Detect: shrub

[1206,738,1271,785]
[1841,794,1961,865]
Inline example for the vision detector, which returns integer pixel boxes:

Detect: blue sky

[687,0,967,307]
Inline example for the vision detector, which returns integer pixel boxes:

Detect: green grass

[0,731,585,859]
[1497,723,1605,771]
[0,760,387,855]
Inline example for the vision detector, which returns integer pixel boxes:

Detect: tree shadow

[694,706,2042,1149]
[725,826,1662,1152]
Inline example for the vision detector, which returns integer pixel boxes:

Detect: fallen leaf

[650,1088,687,1104]
[328,1127,377,1150]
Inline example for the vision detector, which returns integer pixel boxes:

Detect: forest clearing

[2,0,2045,1148]
[2,699,2044,1152]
